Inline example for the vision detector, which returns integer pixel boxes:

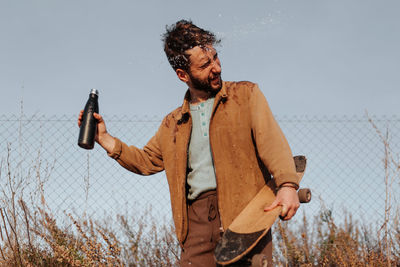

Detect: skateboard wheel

[298,188,311,203]
[251,254,268,267]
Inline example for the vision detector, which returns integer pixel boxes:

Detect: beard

[189,73,223,95]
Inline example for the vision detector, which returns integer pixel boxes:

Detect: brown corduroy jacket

[107,81,298,246]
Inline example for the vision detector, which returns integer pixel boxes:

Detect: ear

[176,68,190,83]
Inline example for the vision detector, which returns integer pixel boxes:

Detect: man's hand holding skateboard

[78,111,115,153]
[264,185,300,221]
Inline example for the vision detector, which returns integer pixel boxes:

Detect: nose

[211,59,221,74]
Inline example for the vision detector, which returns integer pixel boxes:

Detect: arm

[248,84,299,220]
[107,134,164,175]
[78,111,164,175]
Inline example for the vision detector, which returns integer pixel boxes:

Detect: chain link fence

[0,114,399,228]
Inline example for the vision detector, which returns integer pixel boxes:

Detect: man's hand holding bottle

[78,110,115,153]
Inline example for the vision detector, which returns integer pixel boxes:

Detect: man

[78,20,300,266]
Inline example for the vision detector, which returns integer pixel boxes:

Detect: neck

[189,87,213,104]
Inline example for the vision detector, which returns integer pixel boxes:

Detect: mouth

[210,75,221,84]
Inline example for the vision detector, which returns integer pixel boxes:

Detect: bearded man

[78,20,300,266]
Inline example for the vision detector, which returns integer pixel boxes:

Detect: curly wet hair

[162,20,221,71]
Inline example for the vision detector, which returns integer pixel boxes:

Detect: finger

[287,205,299,220]
[282,209,294,221]
[264,200,279,212]
[77,110,84,127]
[93,113,103,122]
[281,205,299,221]
[280,204,288,218]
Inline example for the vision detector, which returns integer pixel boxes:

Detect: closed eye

[200,60,211,69]
[213,52,218,60]
[200,53,218,69]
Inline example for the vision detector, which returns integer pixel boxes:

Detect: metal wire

[0,114,399,227]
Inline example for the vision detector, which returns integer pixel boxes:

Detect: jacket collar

[177,81,228,123]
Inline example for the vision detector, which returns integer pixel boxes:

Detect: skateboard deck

[214,155,311,265]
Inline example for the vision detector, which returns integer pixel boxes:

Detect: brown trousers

[180,190,272,267]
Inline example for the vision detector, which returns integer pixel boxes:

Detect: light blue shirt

[187,97,217,200]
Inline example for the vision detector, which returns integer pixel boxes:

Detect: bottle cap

[90,88,99,95]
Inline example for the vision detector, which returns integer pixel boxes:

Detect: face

[185,45,222,93]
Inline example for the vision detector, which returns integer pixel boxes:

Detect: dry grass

[1,194,398,267]
[0,198,180,266]
[273,208,400,266]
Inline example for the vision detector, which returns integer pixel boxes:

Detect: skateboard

[214,155,311,266]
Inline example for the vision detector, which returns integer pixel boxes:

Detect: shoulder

[224,81,261,99]
[225,80,259,92]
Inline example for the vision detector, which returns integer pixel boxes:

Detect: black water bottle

[78,89,99,149]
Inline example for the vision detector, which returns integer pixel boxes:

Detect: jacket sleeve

[107,122,164,175]
[249,83,299,187]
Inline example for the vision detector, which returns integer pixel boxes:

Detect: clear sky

[1,0,399,117]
